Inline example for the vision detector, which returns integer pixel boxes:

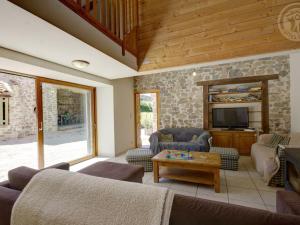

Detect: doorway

[135,90,160,148]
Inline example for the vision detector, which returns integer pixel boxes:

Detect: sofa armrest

[0,186,21,225]
[170,194,300,225]
[257,134,273,145]
[149,131,160,154]
[0,180,10,188]
[44,162,70,171]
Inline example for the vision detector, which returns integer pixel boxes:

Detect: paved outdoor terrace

[0,128,90,181]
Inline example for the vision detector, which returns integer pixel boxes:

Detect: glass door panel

[41,83,94,167]
[0,73,38,181]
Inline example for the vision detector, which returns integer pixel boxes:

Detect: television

[212,107,249,129]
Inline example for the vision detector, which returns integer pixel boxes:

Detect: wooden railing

[59,0,138,56]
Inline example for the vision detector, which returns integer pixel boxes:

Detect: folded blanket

[11,169,174,225]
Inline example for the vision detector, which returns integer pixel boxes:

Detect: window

[0,97,9,125]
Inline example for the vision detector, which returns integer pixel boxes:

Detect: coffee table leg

[214,169,220,193]
[153,161,159,183]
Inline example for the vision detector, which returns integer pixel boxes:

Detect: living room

[0,0,300,225]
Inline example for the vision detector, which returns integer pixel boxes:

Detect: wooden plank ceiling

[138,0,300,71]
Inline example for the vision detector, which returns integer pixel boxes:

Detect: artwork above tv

[212,107,249,129]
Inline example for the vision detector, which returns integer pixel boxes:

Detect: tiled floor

[72,154,282,213]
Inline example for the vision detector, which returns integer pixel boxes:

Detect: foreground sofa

[1,186,300,225]
[149,128,211,154]
[0,161,144,225]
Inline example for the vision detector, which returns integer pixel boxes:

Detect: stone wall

[42,84,58,132]
[0,73,37,141]
[135,55,290,133]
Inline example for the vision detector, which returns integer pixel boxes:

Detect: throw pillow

[279,136,291,145]
[189,135,199,143]
[159,133,173,142]
[266,133,284,148]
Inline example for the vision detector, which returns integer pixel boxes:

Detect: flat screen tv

[212,107,249,129]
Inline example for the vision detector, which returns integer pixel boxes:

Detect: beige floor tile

[172,190,197,197]
[228,186,264,204]
[229,199,267,210]
[197,184,228,200]
[225,169,249,178]
[169,181,198,194]
[259,190,277,206]
[196,193,228,203]
[226,175,256,189]
[252,178,283,192]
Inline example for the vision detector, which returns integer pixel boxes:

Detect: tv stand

[209,130,257,155]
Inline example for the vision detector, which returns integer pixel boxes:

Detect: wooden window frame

[36,77,98,168]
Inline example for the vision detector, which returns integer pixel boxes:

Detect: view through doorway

[135,91,160,148]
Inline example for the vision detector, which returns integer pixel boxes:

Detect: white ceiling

[0,1,139,80]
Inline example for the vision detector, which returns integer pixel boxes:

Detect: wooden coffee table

[152,150,221,192]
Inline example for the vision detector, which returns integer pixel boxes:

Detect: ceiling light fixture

[72,60,90,69]
[192,71,197,76]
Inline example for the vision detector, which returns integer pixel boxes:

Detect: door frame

[36,77,97,168]
[134,89,160,148]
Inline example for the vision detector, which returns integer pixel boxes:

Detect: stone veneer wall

[135,55,290,133]
[0,73,37,141]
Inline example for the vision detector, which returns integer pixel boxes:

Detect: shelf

[208,91,261,95]
[208,100,262,104]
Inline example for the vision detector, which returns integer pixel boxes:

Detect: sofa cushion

[8,162,70,191]
[158,133,174,142]
[8,166,39,191]
[0,186,21,225]
[266,133,284,148]
[159,142,205,152]
[78,161,144,183]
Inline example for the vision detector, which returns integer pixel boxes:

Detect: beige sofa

[251,133,300,186]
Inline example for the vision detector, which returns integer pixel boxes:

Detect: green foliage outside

[141,112,153,129]
[140,101,153,112]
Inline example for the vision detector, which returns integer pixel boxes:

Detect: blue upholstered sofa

[149,128,211,155]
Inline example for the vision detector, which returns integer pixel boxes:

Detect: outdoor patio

[0,128,90,181]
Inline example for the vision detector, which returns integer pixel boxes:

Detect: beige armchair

[251,133,300,186]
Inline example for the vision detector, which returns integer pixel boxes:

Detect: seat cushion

[210,147,239,160]
[8,162,70,191]
[78,161,144,183]
[0,186,21,225]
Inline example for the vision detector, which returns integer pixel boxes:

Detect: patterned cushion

[210,147,239,170]
[158,133,174,142]
[159,142,207,152]
[280,136,290,145]
[126,148,154,161]
[266,134,284,148]
[126,149,154,172]
[210,147,240,160]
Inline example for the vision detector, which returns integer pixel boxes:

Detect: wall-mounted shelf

[208,100,262,104]
[208,91,261,95]
[197,74,280,134]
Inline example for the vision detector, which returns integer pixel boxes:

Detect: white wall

[97,86,116,157]
[290,52,300,132]
[113,77,135,156]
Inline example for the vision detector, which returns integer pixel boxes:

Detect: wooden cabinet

[210,130,257,155]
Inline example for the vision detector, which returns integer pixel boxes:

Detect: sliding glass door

[36,78,96,168]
